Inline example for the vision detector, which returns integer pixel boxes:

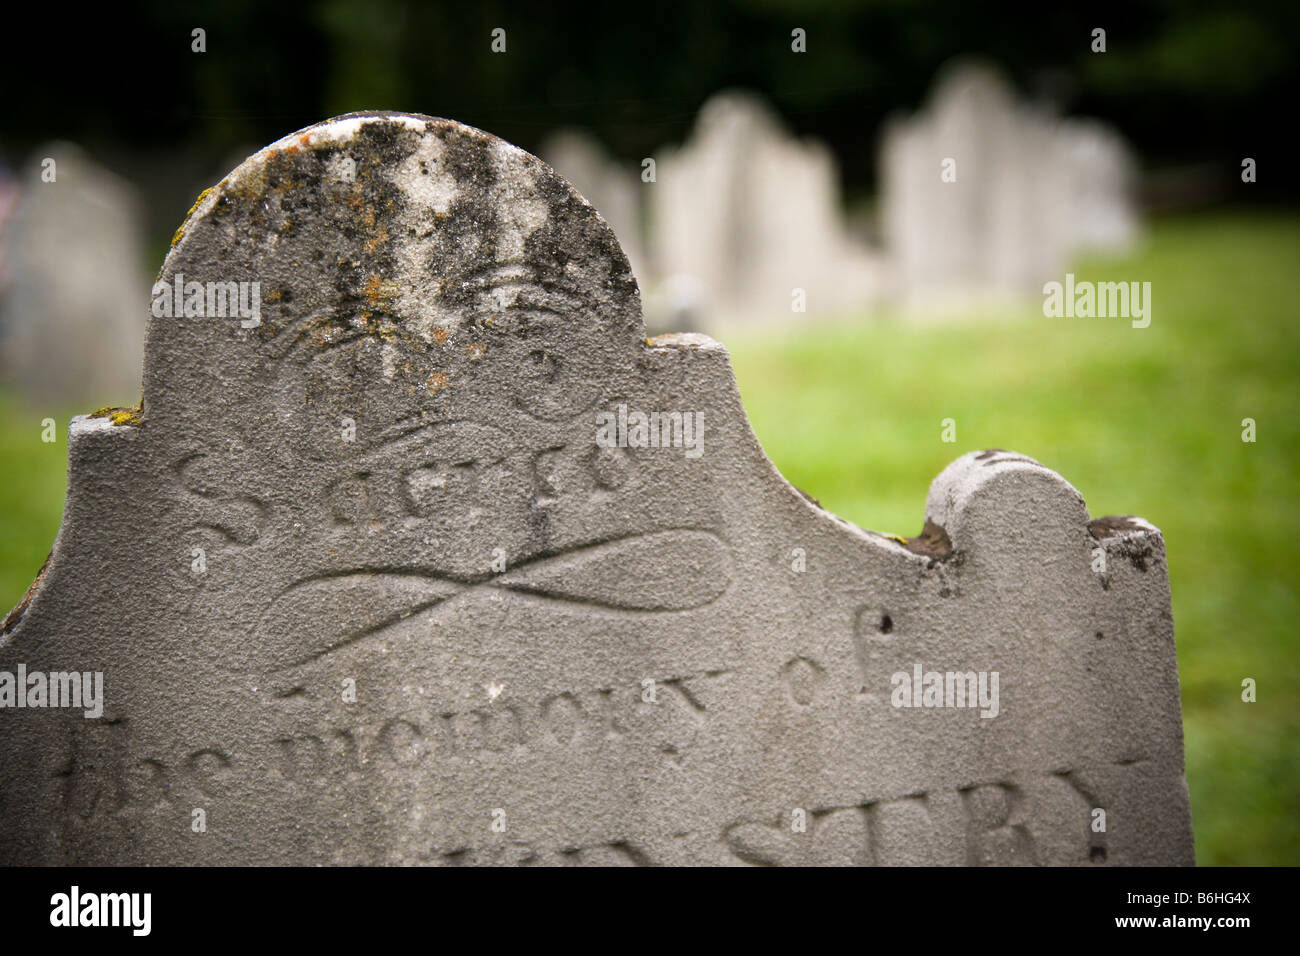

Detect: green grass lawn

[1,208,1296,864]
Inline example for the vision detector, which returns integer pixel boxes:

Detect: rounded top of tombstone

[145,112,645,425]
[927,58,1016,115]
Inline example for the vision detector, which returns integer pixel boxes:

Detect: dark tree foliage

[2,0,1295,198]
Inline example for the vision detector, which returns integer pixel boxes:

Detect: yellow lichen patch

[89,402,142,427]
[225,162,270,205]
[359,312,397,342]
[186,188,213,219]
[427,372,450,396]
[171,187,214,246]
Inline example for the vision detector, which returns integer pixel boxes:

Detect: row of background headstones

[0,59,1138,408]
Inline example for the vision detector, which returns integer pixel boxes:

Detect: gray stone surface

[0,113,1192,865]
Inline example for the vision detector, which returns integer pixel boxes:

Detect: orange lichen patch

[364,228,389,253]
[267,289,283,302]
[362,274,397,307]
[427,372,450,396]
[278,130,315,156]
[432,328,450,345]
[467,342,486,361]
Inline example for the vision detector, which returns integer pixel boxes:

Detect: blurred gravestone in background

[1058,117,1140,253]
[647,91,882,331]
[538,70,1140,332]
[879,60,1140,311]
[0,143,148,407]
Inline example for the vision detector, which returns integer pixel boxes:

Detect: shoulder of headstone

[0,411,141,643]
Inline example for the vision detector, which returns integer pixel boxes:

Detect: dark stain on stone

[975,449,1006,460]
[1090,517,1154,572]
[1125,544,1152,572]
[906,519,954,561]
[982,454,1038,467]
[1,550,52,636]
[1088,515,1145,538]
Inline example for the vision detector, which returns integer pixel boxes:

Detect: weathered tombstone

[1057,117,1140,254]
[649,91,881,327]
[0,142,148,406]
[0,113,1193,865]
[879,61,1141,309]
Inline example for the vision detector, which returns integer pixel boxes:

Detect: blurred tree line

[3,0,1296,200]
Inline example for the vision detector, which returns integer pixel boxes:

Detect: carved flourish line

[256,528,732,669]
